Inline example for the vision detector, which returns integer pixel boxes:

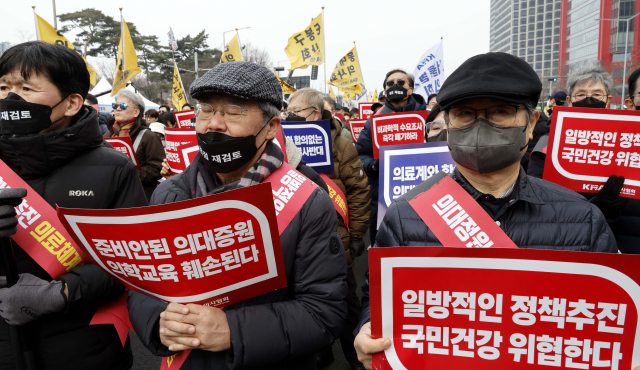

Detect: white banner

[412,41,444,100]
[168,27,178,51]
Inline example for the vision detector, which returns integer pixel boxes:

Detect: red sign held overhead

[348,119,366,143]
[104,137,140,169]
[57,182,288,308]
[165,128,197,174]
[544,107,640,199]
[371,111,428,159]
[174,110,195,129]
[369,246,640,370]
[359,102,375,121]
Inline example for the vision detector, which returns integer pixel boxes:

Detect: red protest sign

[165,128,197,174]
[371,111,428,159]
[335,113,345,123]
[174,110,195,129]
[0,160,87,279]
[274,125,289,163]
[104,137,140,169]
[359,102,375,120]
[177,143,199,169]
[348,119,366,143]
[370,246,640,370]
[406,172,518,249]
[544,106,640,199]
[57,183,287,307]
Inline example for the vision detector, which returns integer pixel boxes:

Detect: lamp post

[222,27,250,49]
[597,12,640,108]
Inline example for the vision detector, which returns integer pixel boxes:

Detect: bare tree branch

[242,41,273,67]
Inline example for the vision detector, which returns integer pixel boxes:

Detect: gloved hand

[590,175,629,220]
[371,159,379,172]
[0,188,27,238]
[0,273,66,325]
[350,237,366,258]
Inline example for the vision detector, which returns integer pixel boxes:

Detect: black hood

[383,93,427,113]
[0,106,104,179]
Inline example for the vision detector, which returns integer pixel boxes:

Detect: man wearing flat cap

[353,52,618,370]
[128,61,348,369]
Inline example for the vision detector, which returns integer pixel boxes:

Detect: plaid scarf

[188,140,284,198]
[112,118,137,137]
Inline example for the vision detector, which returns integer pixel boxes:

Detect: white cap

[150,122,165,136]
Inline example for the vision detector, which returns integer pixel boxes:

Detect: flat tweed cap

[437,52,542,109]
[189,61,283,109]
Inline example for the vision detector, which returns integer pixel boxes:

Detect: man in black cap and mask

[128,61,347,370]
[356,69,426,245]
[0,41,147,369]
[353,52,617,370]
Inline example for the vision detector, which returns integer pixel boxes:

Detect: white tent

[90,79,160,113]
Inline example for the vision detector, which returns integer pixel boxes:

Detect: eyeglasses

[286,106,315,117]
[447,105,525,128]
[386,80,406,87]
[572,93,606,102]
[194,103,257,123]
[112,102,128,110]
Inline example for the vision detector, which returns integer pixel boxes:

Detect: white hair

[114,89,145,113]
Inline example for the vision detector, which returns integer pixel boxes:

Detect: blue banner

[377,142,456,227]
[282,120,334,173]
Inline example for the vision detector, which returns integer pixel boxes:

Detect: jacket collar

[452,166,545,206]
[0,106,103,179]
[382,93,427,113]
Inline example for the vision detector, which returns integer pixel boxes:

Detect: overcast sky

[2,0,490,94]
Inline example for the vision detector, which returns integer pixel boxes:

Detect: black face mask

[447,118,528,174]
[427,129,448,142]
[387,85,408,102]
[0,92,67,135]
[572,97,607,109]
[197,121,269,174]
[285,113,307,122]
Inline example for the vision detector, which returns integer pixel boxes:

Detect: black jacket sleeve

[127,290,173,357]
[527,152,546,179]
[296,161,329,193]
[356,119,377,176]
[59,264,125,312]
[110,160,149,208]
[225,189,348,369]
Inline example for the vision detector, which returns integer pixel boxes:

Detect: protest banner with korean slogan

[171,63,187,112]
[57,183,288,308]
[327,47,364,89]
[221,34,243,63]
[284,13,324,70]
[275,72,297,95]
[543,107,640,199]
[104,137,140,169]
[412,40,445,100]
[173,110,195,129]
[348,119,366,143]
[319,174,349,229]
[111,17,141,97]
[371,111,429,159]
[282,119,334,173]
[359,102,375,120]
[0,160,87,279]
[164,128,197,174]
[369,246,640,370]
[377,142,456,227]
[177,142,199,169]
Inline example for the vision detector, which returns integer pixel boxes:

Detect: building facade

[490,0,563,91]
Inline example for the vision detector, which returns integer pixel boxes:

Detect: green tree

[58,8,113,56]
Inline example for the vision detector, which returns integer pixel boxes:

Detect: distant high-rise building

[490,0,563,89]
[0,42,11,57]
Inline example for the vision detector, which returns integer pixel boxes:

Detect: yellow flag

[35,13,97,86]
[328,86,335,100]
[373,88,378,102]
[339,83,363,95]
[327,47,363,89]
[111,18,141,97]
[221,34,243,63]
[342,91,353,104]
[284,13,324,70]
[274,72,296,94]
[172,63,187,111]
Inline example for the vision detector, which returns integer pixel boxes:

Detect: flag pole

[52,0,57,29]
[120,8,125,91]
[32,6,40,41]
[235,28,243,60]
[322,6,326,94]
[354,41,365,101]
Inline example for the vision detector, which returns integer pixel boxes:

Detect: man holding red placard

[0,42,147,370]
[128,61,347,370]
[353,52,618,369]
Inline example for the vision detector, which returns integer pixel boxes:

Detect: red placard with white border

[371,111,428,159]
[165,128,197,174]
[57,183,287,307]
[174,110,195,129]
[104,137,141,169]
[359,102,375,121]
[370,246,640,369]
[274,125,289,163]
[543,106,640,199]
[348,119,366,143]
[335,113,345,123]
[177,143,199,169]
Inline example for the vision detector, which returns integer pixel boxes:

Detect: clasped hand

[159,302,231,353]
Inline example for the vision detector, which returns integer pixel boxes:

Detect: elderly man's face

[195,93,278,147]
[113,96,139,123]
[288,96,321,121]
[323,101,334,117]
[568,80,611,108]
